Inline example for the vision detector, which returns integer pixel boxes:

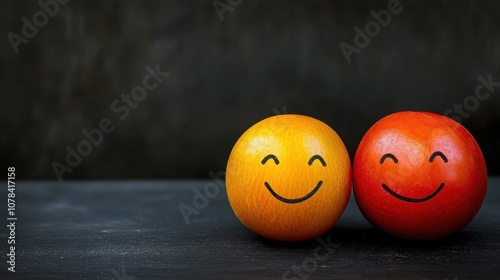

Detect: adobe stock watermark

[444,73,500,123]
[110,268,136,280]
[178,171,226,224]
[7,0,70,54]
[272,106,288,115]
[282,235,340,280]
[340,0,411,64]
[51,64,170,182]
[213,0,243,22]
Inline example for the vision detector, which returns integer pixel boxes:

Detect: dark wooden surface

[1,178,499,280]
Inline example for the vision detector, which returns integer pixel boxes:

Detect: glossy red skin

[353,111,487,240]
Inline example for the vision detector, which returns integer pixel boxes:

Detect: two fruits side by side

[226,112,487,241]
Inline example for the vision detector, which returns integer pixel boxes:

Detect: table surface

[1,178,499,280]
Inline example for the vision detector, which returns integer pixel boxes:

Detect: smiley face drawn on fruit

[261,154,327,204]
[379,151,448,203]
[226,114,352,241]
[353,111,488,240]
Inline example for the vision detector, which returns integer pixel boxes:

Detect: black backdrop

[2,0,499,179]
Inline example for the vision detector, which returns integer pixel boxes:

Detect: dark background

[1,0,499,180]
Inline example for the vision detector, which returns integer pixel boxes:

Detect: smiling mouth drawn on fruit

[264,181,323,204]
[379,151,448,202]
[261,153,327,204]
[381,183,445,203]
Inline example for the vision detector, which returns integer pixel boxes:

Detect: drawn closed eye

[429,151,448,163]
[308,155,327,167]
[261,154,280,165]
[380,153,398,164]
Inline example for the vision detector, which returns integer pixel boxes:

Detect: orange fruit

[226,114,351,241]
[353,111,487,240]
